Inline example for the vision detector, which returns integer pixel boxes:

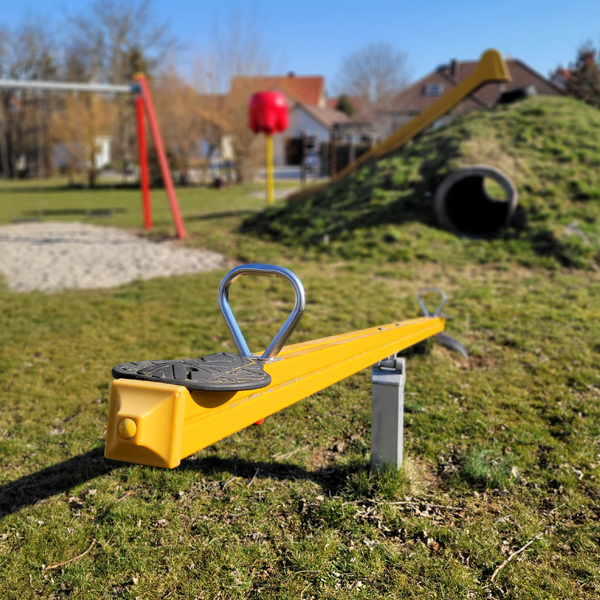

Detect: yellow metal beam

[288,49,510,202]
[105,315,444,468]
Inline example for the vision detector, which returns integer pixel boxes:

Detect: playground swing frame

[0,75,186,239]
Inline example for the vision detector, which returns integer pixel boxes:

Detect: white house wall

[53,136,112,170]
[215,107,331,168]
[288,108,330,144]
[266,107,331,166]
[94,136,111,169]
[266,107,332,166]
[221,136,234,161]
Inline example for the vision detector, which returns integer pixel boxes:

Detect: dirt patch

[0,222,225,292]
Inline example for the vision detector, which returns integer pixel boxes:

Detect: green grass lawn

[247,97,600,271]
[0,170,599,599]
[0,176,284,233]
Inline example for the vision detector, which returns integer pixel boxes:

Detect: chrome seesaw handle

[218,264,306,361]
[417,287,448,317]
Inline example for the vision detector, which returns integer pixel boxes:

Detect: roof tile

[229,75,324,107]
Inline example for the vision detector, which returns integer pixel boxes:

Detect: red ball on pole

[248,91,289,135]
[249,91,288,208]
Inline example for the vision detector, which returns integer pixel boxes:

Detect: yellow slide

[288,49,510,202]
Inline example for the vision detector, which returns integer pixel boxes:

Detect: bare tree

[153,66,216,185]
[0,21,57,178]
[335,42,411,103]
[195,13,270,183]
[65,0,175,173]
[49,93,117,187]
[65,0,173,83]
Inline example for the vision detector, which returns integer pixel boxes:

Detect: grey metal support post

[371,356,406,472]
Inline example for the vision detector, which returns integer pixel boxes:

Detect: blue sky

[3,0,600,93]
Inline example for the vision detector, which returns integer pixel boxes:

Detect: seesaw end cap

[105,379,188,469]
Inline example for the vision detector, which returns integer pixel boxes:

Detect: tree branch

[43,539,96,572]
[490,529,550,583]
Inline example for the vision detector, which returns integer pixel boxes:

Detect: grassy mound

[244,96,600,269]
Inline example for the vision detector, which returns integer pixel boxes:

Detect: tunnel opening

[434,166,518,236]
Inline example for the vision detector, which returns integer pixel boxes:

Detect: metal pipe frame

[134,74,186,240]
[0,79,137,94]
[135,95,152,229]
[0,75,188,239]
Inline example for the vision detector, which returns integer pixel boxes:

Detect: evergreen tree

[336,94,355,116]
[562,43,600,109]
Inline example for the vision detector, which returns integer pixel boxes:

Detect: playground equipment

[0,76,186,239]
[249,92,289,205]
[287,49,511,203]
[105,264,464,470]
[434,165,518,236]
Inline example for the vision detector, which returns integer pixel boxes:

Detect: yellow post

[266,134,275,206]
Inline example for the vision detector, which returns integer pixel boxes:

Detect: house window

[423,83,444,96]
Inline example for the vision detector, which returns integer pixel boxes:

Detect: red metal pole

[135,95,151,230]
[134,74,186,240]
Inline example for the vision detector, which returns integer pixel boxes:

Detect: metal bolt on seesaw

[105,265,467,470]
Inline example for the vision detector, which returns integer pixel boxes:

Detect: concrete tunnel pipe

[433,165,518,236]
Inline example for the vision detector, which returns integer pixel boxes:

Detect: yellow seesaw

[105,265,456,468]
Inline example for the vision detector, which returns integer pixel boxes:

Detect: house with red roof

[200,73,354,172]
[349,57,562,140]
[285,103,349,167]
[225,73,350,167]
[229,73,326,108]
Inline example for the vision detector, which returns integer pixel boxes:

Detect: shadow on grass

[0,448,361,518]
[0,448,118,517]
[19,208,127,218]
[185,209,261,222]
[180,454,361,496]
[0,183,140,194]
